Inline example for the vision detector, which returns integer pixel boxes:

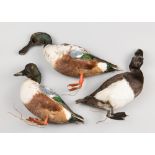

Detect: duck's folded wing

[69,48,94,60]
[69,48,118,69]
[39,85,74,112]
[68,49,100,70]
[39,85,59,98]
[90,73,125,96]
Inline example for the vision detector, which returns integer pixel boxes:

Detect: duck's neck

[29,75,41,84]
[131,69,144,84]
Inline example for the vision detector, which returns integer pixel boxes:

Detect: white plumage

[94,79,135,109]
[43,45,70,66]
[20,79,40,104]
[43,44,87,67]
[97,62,107,72]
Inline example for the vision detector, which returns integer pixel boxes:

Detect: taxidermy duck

[76,49,144,120]
[19,32,119,91]
[14,63,84,125]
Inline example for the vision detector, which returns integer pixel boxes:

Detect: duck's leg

[107,108,127,120]
[27,116,48,126]
[67,72,84,91]
[97,103,127,122]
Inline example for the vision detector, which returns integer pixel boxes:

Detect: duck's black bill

[14,70,25,76]
[19,41,33,55]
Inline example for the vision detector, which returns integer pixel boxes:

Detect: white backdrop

[0,23,154,132]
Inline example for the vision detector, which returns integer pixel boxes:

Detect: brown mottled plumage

[55,54,102,77]
[26,93,69,124]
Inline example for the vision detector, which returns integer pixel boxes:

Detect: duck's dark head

[14,63,41,83]
[129,49,144,71]
[19,32,52,55]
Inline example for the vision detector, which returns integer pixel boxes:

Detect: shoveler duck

[76,49,144,120]
[19,32,120,91]
[14,63,84,125]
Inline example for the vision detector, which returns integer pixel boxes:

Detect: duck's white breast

[43,44,86,67]
[20,79,41,104]
[43,44,71,67]
[94,79,135,109]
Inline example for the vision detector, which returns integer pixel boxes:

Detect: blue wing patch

[39,85,73,112]
[39,85,59,98]
[70,50,84,58]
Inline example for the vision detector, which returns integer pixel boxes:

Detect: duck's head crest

[14,63,41,83]
[129,49,144,70]
[19,32,52,55]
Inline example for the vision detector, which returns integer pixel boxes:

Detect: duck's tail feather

[76,98,87,104]
[70,112,84,123]
[76,96,98,107]
[92,55,121,72]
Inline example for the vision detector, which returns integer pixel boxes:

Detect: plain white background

[0,22,154,132]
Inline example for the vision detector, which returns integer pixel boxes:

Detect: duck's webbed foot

[67,72,84,91]
[27,116,48,126]
[107,111,127,120]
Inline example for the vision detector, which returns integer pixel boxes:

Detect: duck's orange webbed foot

[27,116,48,126]
[67,73,84,91]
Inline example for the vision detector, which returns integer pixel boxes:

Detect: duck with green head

[14,63,84,125]
[19,32,120,91]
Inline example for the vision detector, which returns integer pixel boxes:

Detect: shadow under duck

[18,32,120,91]
[14,63,84,125]
[76,49,144,120]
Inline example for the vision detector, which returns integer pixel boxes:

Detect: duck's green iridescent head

[14,63,41,84]
[19,32,52,55]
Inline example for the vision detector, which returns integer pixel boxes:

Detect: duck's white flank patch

[97,62,107,72]
[20,79,40,104]
[94,79,134,109]
[63,108,71,120]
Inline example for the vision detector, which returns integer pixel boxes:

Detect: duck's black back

[124,70,144,97]
[90,70,143,97]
